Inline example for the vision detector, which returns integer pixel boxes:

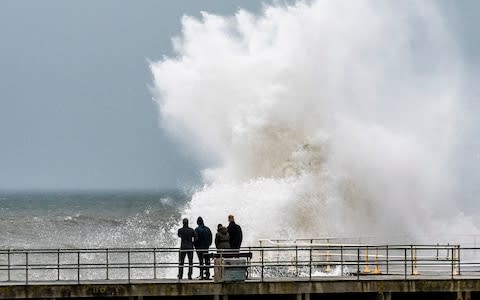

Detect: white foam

[151,0,477,244]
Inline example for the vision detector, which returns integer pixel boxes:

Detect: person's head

[182,218,189,226]
[217,224,223,230]
[228,214,235,223]
[197,216,204,226]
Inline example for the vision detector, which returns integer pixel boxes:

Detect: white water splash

[151,1,477,244]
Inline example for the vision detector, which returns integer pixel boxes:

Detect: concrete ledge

[1,279,480,299]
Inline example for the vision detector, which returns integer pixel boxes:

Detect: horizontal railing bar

[0,245,462,253]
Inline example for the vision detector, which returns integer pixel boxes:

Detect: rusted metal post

[411,245,418,275]
[363,246,370,273]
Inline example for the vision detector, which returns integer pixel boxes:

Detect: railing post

[325,244,331,273]
[247,246,252,280]
[57,249,60,281]
[340,246,344,276]
[386,245,389,274]
[153,248,157,280]
[77,251,80,284]
[127,250,131,283]
[451,246,454,279]
[295,245,298,277]
[411,245,418,275]
[7,249,10,282]
[25,252,28,285]
[363,246,370,273]
[106,249,109,280]
[457,245,461,276]
[276,245,280,266]
[404,248,407,280]
[261,248,264,281]
[373,247,381,274]
[309,247,312,280]
[357,248,360,280]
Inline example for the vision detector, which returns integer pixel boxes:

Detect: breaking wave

[151,0,478,244]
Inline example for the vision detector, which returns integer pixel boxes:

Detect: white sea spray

[151,1,478,244]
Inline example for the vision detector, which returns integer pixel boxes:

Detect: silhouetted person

[215,224,231,251]
[194,216,212,279]
[177,218,197,279]
[227,215,243,251]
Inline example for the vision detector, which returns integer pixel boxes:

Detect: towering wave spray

[151,1,477,244]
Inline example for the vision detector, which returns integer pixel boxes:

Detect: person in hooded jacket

[215,224,231,251]
[194,216,212,279]
[177,218,197,280]
[227,214,243,251]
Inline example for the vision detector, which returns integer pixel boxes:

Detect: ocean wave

[0,191,186,248]
[151,0,479,243]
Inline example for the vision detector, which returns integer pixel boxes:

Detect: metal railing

[0,244,478,285]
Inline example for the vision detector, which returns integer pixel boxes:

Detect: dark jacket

[194,225,212,250]
[178,225,197,250]
[215,226,230,249]
[227,221,243,249]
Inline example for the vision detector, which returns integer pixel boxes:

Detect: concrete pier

[0,278,479,299]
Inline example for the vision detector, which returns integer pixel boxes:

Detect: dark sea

[0,190,190,249]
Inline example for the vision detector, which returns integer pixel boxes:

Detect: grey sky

[0,1,478,191]
[0,1,269,190]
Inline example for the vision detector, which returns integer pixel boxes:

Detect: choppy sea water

[0,191,478,282]
[0,190,189,249]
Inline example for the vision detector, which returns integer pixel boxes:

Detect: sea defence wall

[0,279,478,299]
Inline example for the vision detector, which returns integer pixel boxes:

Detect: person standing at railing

[215,224,231,251]
[227,214,243,252]
[178,218,197,280]
[194,216,213,280]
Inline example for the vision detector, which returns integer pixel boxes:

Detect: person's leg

[196,250,204,279]
[187,251,194,279]
[178,251,186,279]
